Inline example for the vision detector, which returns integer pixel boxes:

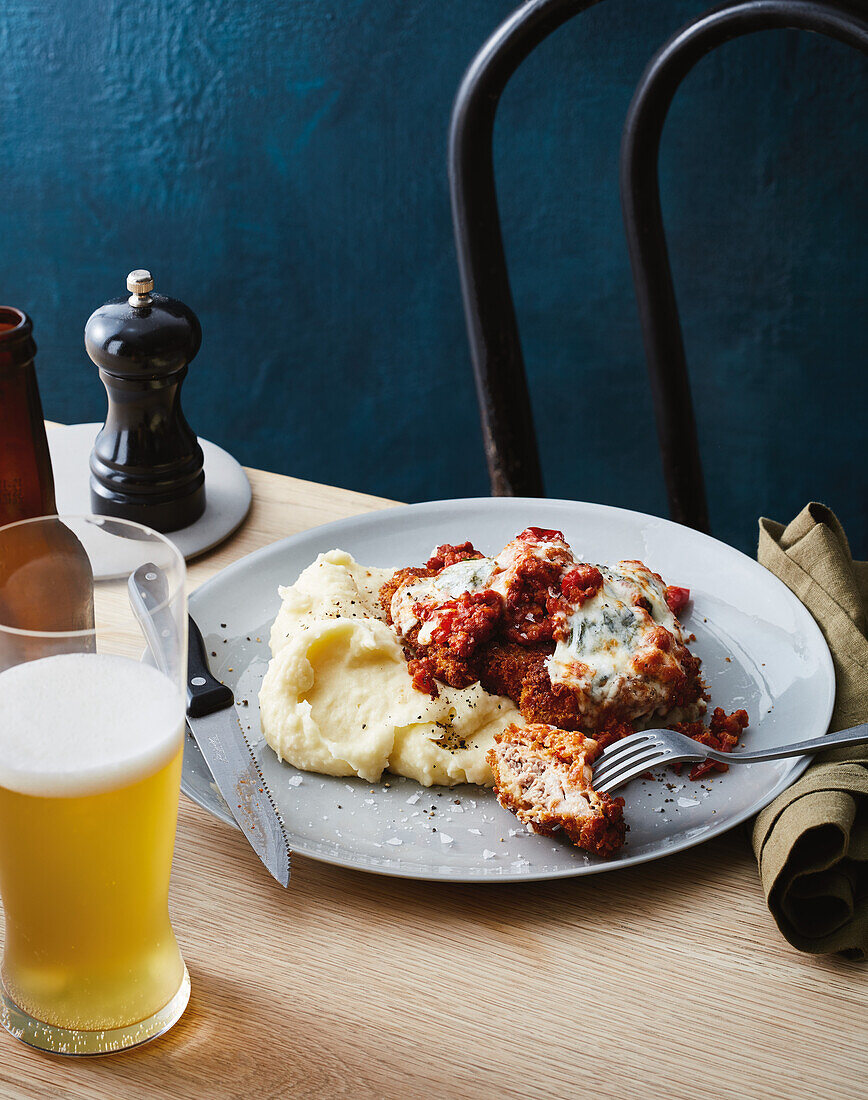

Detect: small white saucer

[47,423,252,561]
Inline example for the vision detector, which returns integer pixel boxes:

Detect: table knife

[129,565,291,887]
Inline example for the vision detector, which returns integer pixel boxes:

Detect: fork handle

[710,722,868,764]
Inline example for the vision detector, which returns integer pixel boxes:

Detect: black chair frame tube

[450,0,867,527]
[449,0,605,498]
[622,0,868,531]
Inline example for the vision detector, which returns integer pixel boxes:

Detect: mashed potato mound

[259,550,522,786]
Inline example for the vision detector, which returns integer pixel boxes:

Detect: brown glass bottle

[0,307,57,523]
[0,308,94,663]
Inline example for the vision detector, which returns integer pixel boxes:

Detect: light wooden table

[2,467,864,1100]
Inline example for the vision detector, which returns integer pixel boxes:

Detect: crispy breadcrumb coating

[487,723,626,858]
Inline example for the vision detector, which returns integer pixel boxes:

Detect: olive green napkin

[752,503,868,959]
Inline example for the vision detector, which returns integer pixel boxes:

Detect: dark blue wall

[2,1,866,555]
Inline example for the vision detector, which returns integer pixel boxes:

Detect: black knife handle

[187,615,235,718]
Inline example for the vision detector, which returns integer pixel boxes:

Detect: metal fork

[592,723,868,794]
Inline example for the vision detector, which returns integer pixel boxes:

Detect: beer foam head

[0,653,184,797]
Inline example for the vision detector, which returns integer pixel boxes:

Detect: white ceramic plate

[183,497,834,882]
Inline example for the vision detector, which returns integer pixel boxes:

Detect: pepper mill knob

[85,270,206,532]
[126,269,154,304]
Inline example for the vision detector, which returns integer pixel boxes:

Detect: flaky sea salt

[440,833,454,845]
[406,793,421,805]
[287,775,303,787]
[386,837,402,846]
[482,849,496,860]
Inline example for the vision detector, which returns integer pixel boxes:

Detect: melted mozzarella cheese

[392,557,498,642]
[392,533,569,643]
[547,562,689,707]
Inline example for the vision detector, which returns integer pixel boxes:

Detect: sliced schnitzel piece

[487,723,626,857]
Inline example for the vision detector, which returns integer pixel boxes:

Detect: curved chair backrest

[621,0,868,531]
[449,0,868,528]
[449,0,604,498]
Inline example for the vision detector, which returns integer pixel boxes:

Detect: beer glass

[0,515,189,1055]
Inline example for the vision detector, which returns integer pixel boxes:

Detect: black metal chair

[449,0,868,532]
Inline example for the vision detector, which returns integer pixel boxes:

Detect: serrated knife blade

[129,567,291,887]
[184,704,291,888]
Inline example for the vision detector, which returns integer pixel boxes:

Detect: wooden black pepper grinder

[86,270,206,532]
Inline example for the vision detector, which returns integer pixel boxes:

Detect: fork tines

[592,732,668,792]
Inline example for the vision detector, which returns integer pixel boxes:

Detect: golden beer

[0,652,189,1052]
